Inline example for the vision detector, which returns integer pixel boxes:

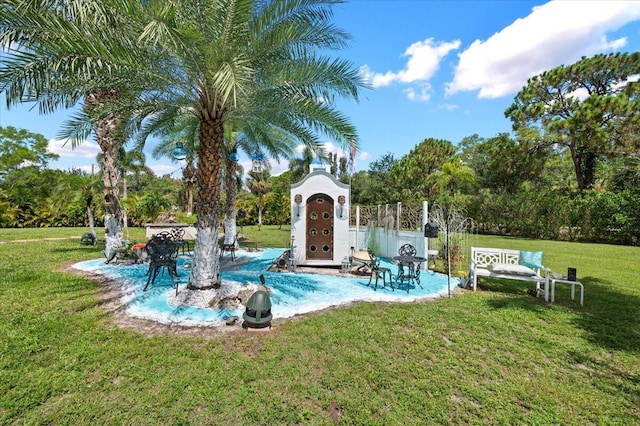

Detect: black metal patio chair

[398,243,417,257]
[144,232,180,295]
[367,249,394,291]
[220,233,239,261]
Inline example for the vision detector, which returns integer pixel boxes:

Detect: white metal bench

[470,247,550,300]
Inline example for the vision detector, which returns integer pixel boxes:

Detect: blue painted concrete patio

[73,248,456,327]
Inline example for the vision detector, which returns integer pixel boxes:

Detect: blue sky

[2,0,640,177]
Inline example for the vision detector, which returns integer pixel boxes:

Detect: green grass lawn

[1,226,639,424]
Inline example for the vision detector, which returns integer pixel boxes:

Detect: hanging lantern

[251,151,264,173]
[172,142,188,161]
[229,151,239,163]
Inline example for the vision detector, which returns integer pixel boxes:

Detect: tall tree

[148,115,200,217]
[0,1,148,257]
[0,126,59,226]
[0,126,58,178]
[266,171,292,229]
[429,160,475,198]
[97,146,151,228]
[356,152,398,204]
[289,145,331,182]
[3,0,364,290]
[506,52,640,192]
[246,168,273,229]
[128,0,364,290]
[459,132,548,194]
[390,139,456,200]
[148,115,291,243]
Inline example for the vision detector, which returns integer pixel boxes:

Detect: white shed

[290,163,350,267]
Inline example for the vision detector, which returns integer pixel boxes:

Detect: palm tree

[0,1,149,257]
[4,0,365,291]
[246,168,273,229]
[53,172,102,238]
[431,160,476,198]
[127,0,364,290]
[97,147,151,229]
[182,161,197,216]
[288,145,332,182]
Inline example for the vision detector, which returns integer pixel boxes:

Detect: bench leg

[544,280,549,302]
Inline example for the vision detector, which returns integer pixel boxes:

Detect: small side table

[550,278,584,306]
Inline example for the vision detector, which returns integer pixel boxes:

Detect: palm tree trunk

[186,182,194,216]
[188,114,224,290]
[84,91,125,261]
[122,170,128,234]
[85,192,97,238]
[182,161,197,216]
[101,137,124,259]
[224,160,238,245]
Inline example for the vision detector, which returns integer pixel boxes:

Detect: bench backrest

[471,247,520,267]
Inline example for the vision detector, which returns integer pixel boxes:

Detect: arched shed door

[306,193,334,260]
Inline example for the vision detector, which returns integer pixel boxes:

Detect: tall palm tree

[0,1,149,257]
[125,0,365,290]
[221,126,243,245]
[431,160,476,198]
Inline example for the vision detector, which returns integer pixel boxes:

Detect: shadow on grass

[572,276,640,352]
[480,276,640,353]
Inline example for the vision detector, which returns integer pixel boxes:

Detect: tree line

[1,5,638,249]
[350,53,640,246]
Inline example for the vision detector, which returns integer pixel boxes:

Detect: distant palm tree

[431,160,476,198]
[54,173,102,238]
[289,145,325,182]
[246,168,273,229]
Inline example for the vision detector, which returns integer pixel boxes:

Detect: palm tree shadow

[482,276,640,352]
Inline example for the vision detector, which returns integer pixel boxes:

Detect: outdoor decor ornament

[294,194,303,217]
[229,151,239,163]
[338,195,346,218]
[251,151,264,172]
[172,142,188,161]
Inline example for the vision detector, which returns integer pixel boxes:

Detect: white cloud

[48,138,100,158]
[151,164,180,177]
[446,0,640,99]
[292,142,350,159]
[76,165,96,174]
[268,158,289,177]
[437,104,458,111]
[363,38,461,101]
[404,83,433,102]
[358,151,371,161]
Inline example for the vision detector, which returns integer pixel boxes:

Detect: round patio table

[352,251,372,274]
[393,255,427,292]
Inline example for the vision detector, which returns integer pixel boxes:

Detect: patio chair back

[398,244,417,257]
[170,227,191,254]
